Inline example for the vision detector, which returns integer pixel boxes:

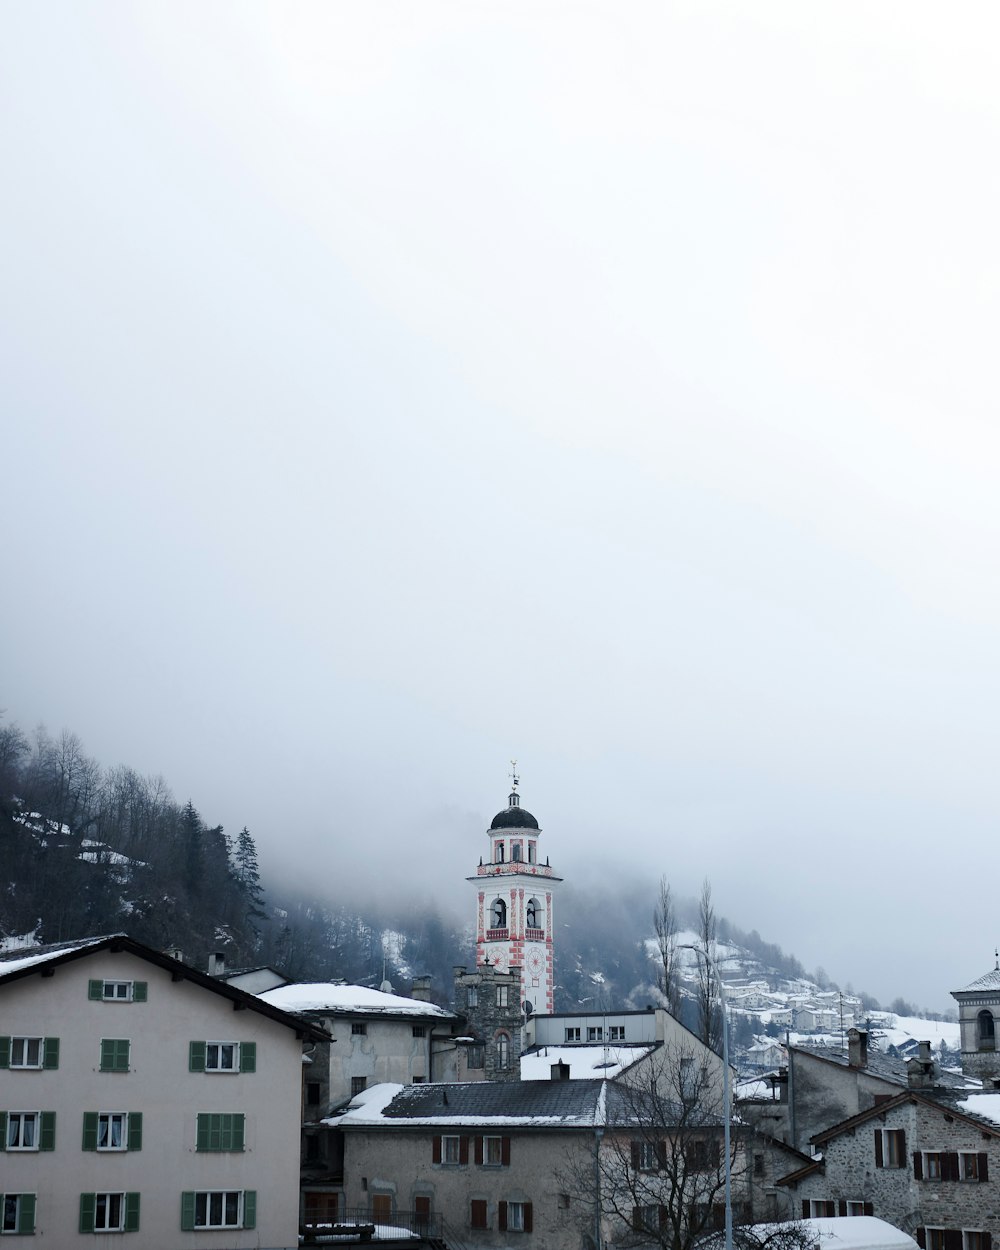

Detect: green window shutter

[124,1191,140,1232]
[102,1038,129,1071]
[0,1110,6,1149]
[240,1041,256,1073]
[132,981,147,1003]
[80,1193,96,1234]
[89,979,104,1000]
[232,1113,245,1151]
[18,1193,36,1235]
[0,1035,10,1067]
[82,1112,99,1150]
[128,1111,142,1151]
[39,1110,56,1151]
[243,1190,256,1230]
[43,1036,59,1069]
[189,1040,206,1072]
[196,1113,211,1151]
[181,1192,196,1231]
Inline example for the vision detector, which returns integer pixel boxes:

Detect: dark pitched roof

[789,1043,970,1091]
[0,933,328,1042]
[380,1079,603,1124]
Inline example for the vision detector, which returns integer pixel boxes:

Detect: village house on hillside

[0,934,325,1248]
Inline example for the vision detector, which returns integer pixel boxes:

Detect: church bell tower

[468,768,562,1016]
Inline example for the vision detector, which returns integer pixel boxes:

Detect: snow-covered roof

[954,968,1000,994]
[520,1044,653,1081]
[0,935,112,977]
[327,1079,607,1129]
[258,982,454,1019]
[736,1218,918,1250]
[956,1094,1000,1127]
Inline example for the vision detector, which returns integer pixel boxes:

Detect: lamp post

[679,943,733,1250]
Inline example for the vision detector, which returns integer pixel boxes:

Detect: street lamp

[678,943,733,1250]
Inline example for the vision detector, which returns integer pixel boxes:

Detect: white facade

[0,938,316,1248]
[468,787,562,1016]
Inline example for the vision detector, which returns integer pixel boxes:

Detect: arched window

[497,1032,510,1069]
[491,897,507,929]
[495,841,504,863]
[512,843,522,862]
[526,897,539,930]
[978,1010,995,1050]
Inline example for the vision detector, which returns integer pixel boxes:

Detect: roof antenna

[995,947,998,972]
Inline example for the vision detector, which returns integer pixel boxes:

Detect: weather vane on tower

[508,759,519,794]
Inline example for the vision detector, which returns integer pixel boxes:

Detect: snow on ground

[521,1044,653,1081]
[870,1014,960,1050]
[259,982,453,1017]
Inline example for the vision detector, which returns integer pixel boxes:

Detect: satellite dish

[523,1000,533,1017]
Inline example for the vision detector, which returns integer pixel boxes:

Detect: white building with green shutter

[0,934,326,1246]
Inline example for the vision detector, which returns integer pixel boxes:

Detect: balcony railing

[485,927,508,941]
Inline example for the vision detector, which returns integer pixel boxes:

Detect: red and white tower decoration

[468,766,562,1016]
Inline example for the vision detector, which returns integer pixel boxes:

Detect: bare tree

[697,878,722,1052]
[654,876,680,1016]
[560,1042,807,1250]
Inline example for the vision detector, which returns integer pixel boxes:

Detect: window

[960,1152,987,1182]
[471,1199,489,1230]
[925,1153,944,1180]
[609,1026,625,1041]
[809,1201,837,1218]
[79,1192,140,1233]
[637,1141,658,1171]
[188,1040,255,1073]
[89,980,147,1003]
[82,1112,141,1152]
[876,1128,906,1167]
[496,986,509,1008]
[564,1027,581,1042]
[467,987,478,1008]
[306,1082,321,1106]
[412,1026,426,1038]
[512,843,522,862]
[483,1136,505,1166]
[964,1233,988,1250]
[195,1113,245,1152]
[526,898,538,928]
[100,1039,130,1073]
[846,1202,868,1216]
[528,842,536,864]
[634,1205,660,1233]
[925,1230,948,1250]
[306,1135,321,1161]
[689,1139,719,1171]
[496,842,504,863]
[467,1045,485,1070]
[558,1193,570,1210]
[587,1027,604,1042]
[491,898,507,929]
[351,1077,367,1096]
[1,1195,35,1236]
[753,1153,765,1177]
[442,1135,462,1165]
[351,1022,367,1036]
[4,1111,53,1152]
[3,1037,54,1070]
[181,1190,255,1231]
[497,1033,510,1069]
[506,1201,529,1232]
[977,1011,995,1051]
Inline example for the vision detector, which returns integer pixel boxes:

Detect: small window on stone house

[497,1033,510,1069]
[351,1022,367,1035]
[467,986,478,1007]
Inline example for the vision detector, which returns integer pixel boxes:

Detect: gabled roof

[258,982,455,1021]
[0,934,328,1042]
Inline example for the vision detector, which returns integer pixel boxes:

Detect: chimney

[411,976,432,1003]
[847,1028,868,1069]
[164,947,184,964]
[551,1061,571,1081]
[908,1040,936,1089]
[207,952,226,977]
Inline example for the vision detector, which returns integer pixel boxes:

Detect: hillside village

[1,784,991,1250]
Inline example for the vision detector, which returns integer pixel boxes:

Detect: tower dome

[490,790,539,830]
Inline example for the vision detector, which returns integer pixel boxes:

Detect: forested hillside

[0,718,878,1020]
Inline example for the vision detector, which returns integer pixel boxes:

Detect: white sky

[3,3,999,1011]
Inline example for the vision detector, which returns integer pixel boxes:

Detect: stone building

[453,963,525,1082]
[778,1086,1000,1247]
